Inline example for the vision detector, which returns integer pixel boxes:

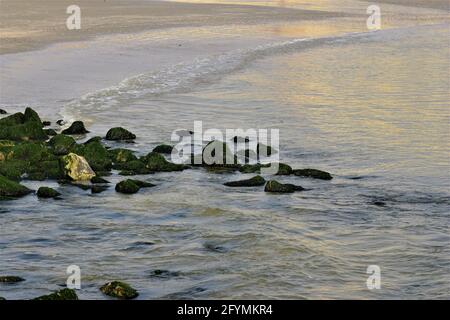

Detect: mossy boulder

[293,169,333,180]
[60,153,96,181]
[0,175,33,199]
[44,128,57,136]
[239,163,270,174]
[100,281,138,299]
[0,276,25,283]
[152,144,173,154]
[108,148,137,163]
[276,163,293,175]
[33,288,78,300]
[115,179,154,194]
[264,180,304,193]
[37,187,61,199]
[48,134,76,155]
[61,121,89,135]
[106,127,136,141]
[141,152,186,172]
[74,141,112,172]
[0,108,47,141]
[113,159,151,175]
[224,175,266,187]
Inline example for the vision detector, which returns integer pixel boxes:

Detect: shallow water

[1,1,449,299]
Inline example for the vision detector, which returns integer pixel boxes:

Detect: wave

[61,24,438,117]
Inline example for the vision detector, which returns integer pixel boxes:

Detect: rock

[0,114,48,141]
[100,281,138,299]
[149,270,180,279]
[108,148,137,163]
[37,187,61,199]
[115,179,140,194]
[48,134,76,155]
[232,136,250,143]
[0,297,5,300]
[105,127,136,141]
[113,160,151,175]
[0,175,33,199]
[91,176,109,184]
[61,121,89,135]
[91,185,109,194]
[56,119,66,126]
[276,163,293,175]
[372,201,386,207]
[257,143,277,157]
[60,153,96,181]
[224,175,266,187]
[84,136,102,145]
[33,288,78,300]
[0,276,25,283]
[73,141,112,172]
[293,169,333,180]
[202,140,239,167]
[44,128,57,136]
[264,180,304,193]
[0,109,7,115]
[152,144,173,154]
[42,121,51,127]
[115,179,154,194]
[141,152,186,172]
[239,163,270,174]
[23,107,42,126]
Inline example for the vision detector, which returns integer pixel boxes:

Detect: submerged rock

[275,163,293,175]
[264,180,304,193]
[239,163,270,174]
[91,176,110,184]
[293,169,333,180]
[33,288,78,300]
[152,144,173,154]
[0,175,33,199]
[0,109,7,115]
[115,179,154,194]
[141,152,186,172]
[61,121,89,135]
[37,187,61,199]
[91,185,109,194]
[149,270,180,279]
[100,281,138,299]
[60,153,96,181]
[224,175,266,187]
[105,127,136,141]
[0,276,25,283]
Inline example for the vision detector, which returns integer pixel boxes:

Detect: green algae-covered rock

[0,108,47,141]
[100,281,138,299]
[37,187,61,199]
[48,134,76,155]
[115,179,140,194]
[0,175,32,199]
[293,168,333,180]
[264,180,304,193]
[91,176,110,184]
[152,144,173,154]
[61,121,89,135]
[239,163,270,174]
[141,152,186,172]
[224,175,266,187]
[113,159,151,175]
[105,127,136,141]
[0,112,25,126]
[276,163,293,175]
[33,288,78,300]
[23,107,42,126]
[76,141,112,172]
[44,128,57,136]
[0,276,25,283]
[60,153,96,181]
[108,148,138,163]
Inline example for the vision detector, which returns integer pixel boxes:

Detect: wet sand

[0,0,347,54]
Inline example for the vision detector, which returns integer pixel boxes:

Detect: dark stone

[37,187,61,199]
[56,119,66,126]
[293,169,332,180]
[100,281,138,299]
[149,270,180,279]
[372,201,386,207]
[44,128,57,136]
[84,136,102,145]
[48,134,76,155]
[276,163,293,175]
[0,111,48,141]
[0,276,25,283]
[152,144,173,154]
[33,288,78,300]
[105,127,136,141]
[108,148,137,163]
[264,180,304,193]
[141,152,186,172]
[0,109,7,115]
[91,185,108,194]
[42,121,51,127]
[62,121,89,135]
[23,107,42,126]
[0,175,33,199]
[91,176,110,184]
[232,136,250,143]
[224,175,266,187]
[130,179,155,188]
[239,163,270,174]
[115,180,140,194]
